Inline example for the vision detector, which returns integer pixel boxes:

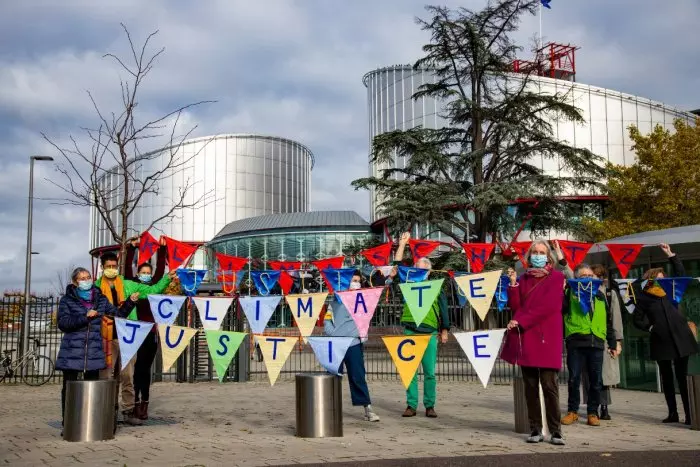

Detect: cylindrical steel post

[63,380,117,442]
[688,375,700,431]
[513,376,529,434]
[295,372,342,438]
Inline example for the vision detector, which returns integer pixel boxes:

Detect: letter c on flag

[158,298,174,319]
[397,338,416,361]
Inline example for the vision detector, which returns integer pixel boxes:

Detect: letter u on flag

[285,293,328,343]
[256,335,298,386]
[453,329,506,388]
[399,279,444,326]
[176,269,207,297]
[307,337,355,375]
[251,270,281,296]
[453,270,501,321]
[147,294,188,326]
[382,335,432,389]
[335,287,384,338]
[204,330,247,382]
[159,325,198,371]
[114,318,154,370]
[192,297,233,331]
[239,295,282,334]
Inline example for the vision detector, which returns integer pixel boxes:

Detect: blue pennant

[567,278,603,315]
[320,268,356,292]
[541,0,552,9]
[657,277,693,306]
[176,269,207,297]
[496,275,510,312]
[251,270,281,296]
[453,272,469,307]
[398,265,430,283]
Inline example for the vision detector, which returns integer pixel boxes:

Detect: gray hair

[70,267,91,283]
[525,239,556,267]
[415,257,432,269]
[574,263,593,278]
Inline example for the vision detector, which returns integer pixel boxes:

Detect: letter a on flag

[382,335,432,389]
[454,329,506,388]
[307,337,355,375]
[256,336,298,386]
[336,287,384,338]
[115,318,154,370]
[147,294,188,326]
[453,270,501,321]
[285,292,328,343]
[159,325,198,371]
[204,330,247,382]
[192,297,233,331]
[398,279,444,326]
[239,295,282,334]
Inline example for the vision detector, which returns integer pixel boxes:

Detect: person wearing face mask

[323,271,380,422]
[500,240,566,445]
[56,267,138,433]
[631,243,699,425]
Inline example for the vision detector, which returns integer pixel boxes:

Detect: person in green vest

[561,263,616,427]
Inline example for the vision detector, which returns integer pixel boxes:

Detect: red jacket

[501,269,565,370]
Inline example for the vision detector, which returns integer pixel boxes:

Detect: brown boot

[561,412,579,425]
[425,407,438,418]
[139,401,149,420]
[402,406,417,417]
[123,410,143,426]
[133,401,143,420]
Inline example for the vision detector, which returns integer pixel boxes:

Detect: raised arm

[153,245,168,282]
[394,232,410,262]
[124,241,137,281]
[660,243,686,276]
[507,267,522,312]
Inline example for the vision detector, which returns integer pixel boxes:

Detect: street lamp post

[21,155,53,360]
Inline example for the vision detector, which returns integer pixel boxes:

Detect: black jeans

[521,366,561,434]
[61,370,99,425]
[134,332,158,403]
[567,345,604,414]
[339,343,371,406]
[657,356,690,417]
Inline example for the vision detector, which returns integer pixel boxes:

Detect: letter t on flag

[453,329,506,388]
[557,240,592,269]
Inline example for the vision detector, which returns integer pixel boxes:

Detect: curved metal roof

[589,224,700,253]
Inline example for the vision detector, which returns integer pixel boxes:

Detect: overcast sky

[1,0,698,295]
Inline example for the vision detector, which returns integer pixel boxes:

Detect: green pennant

[204,330,247,382]
[399,279,444,327]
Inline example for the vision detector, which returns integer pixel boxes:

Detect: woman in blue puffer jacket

[57,267,137,426]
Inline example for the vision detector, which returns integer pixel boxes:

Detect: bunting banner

[256,335,298,386]
[397,265,430,283]
[285,292,328,342]
[159,325,198,370]
[453,272,468,307]
[614,279,636,313]
[335,287,384,338]
[205,330,247,382]
[311,256,346,271]
[382,334,432,389]
[215,252,248,273]
[138,231,159,265]
[605,243,644,278]
[320,268,356,293]
[454,270,502,321]
[399,279,444,326]
[218,269,246,294]
[239,295,282,334]
[461,243,496,273]
[657,277,693,306]
[508,241,532,268]
[192,296,234,331]
[453,329,506,388]
[361,243,393,267]
[176,269,207,296]
[307,337,355,375]
[557,240,593,269]
[163,236,198,269]
[251,271,281,296]
[147,294,188,326]
[268,261,302,295]
[408,239,441,259]
[496,275,510,312]
[114,318,154,370]
[567,278,603,315]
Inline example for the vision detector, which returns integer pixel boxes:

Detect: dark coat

[55,285,133,372]
[632,256,699,361]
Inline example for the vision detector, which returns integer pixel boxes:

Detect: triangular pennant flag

[215,252,247,273]
[614,279,636,314]
[454,271,502,321]
[397,265,430,283]
[657,277,693,306]
[139,231,159,265]
[336,287,384,338]
[461,243,496,273]
[256,335,297,386]
[508,241,532,268]
[204,330,247,382]
[176,269,206,297]
[567,278,603,315]
[239,295,282,334]
[320,268,356,293]
[398,279,444,326]
[114,318,154,370]
[268,261,302,295]
[192,296,233,331]
[496,275,510,312]
[361,243,392,267]
[382,335,432,388]
[454,330,506,388]
[285,293,328,342]
[163,236,198,269]
[218,269,247,294]
[312,256,346,271]
[453,272,469,307]
[605,243,644,278]
[251,270,281,296]
[147,294,188,326]
[158,325,198,371]
[557,240,593,269]
[408,239,441,259]
[307,337,355,375]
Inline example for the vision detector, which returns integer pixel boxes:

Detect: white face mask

[349,282,361,290]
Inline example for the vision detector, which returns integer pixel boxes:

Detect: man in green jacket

[95,251,173,426]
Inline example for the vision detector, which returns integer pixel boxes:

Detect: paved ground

[1,380,698,466]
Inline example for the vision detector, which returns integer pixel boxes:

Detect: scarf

[526,264,552,278]
[99,275,126,369]
[643,279,667,298]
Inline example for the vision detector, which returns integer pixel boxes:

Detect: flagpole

[539,1,542,49]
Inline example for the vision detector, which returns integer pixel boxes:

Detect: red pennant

[508,241,532,268]
[557,240,593,269]
[461,243,496,273]
[311,256,345,271]
[268,261,302,295]
[408,239,441,259]
[605,243,644,278]
[138,231,159,265]
[361,243,392,266]
[215,252,248,272]
[278,271,294,295]
[163,237,198,269]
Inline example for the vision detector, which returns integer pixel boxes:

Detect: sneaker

[526,431,544,443]
[364,405,380,422]
[122,410,143,426]
[425,407,438,418]
[402,406,417,417]
[587,414,600,426]
[560,412,579,425]
[550,432,565,445]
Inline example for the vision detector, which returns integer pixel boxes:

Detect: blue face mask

[530,254,548,268]
[138,274,152,283]
[78,280,93,291]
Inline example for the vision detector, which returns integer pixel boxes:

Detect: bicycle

[0,338,55,386]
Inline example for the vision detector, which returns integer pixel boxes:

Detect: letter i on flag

[192,297,233,331]
[115,318,154,370]
[204,330,247,382]
[382,335,432,389]
[335,287,384,338]
[453,329,506,388]
[398,279,444,326]
[159,325,198,371]
[148,295,188,326]
[239,295,282,334]
[307,337,355,375]
[285,293,328,343]
[453,270,501,321]
[256,336,298,386]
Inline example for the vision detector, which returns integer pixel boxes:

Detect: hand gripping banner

[399,279,444,327]
[192,296,234,331]
[453,270,502,321]
[454,330,506,388]
[238,295,282,334]
[115,318,154,370]
[205,330,247,382]
[159,325,198,371]
[382,334,432,389]
[307,337,355,375]
[147,294,188,326]
[256,335,298,386]
[335,287,384,339]
[508,241,532,268]
[285,293,328,343]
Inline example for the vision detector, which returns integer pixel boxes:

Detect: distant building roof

[589,224,700,253]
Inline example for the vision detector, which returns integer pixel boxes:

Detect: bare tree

[43,24,216,273]
[51,264,77,297]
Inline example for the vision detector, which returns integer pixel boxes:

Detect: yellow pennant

[158,325,198,371]
[285,292,328,343]
[382,335,432,389]
[256,335,298,386]
[453,270,502,321]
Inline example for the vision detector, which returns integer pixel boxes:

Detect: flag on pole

[541,0,552,9]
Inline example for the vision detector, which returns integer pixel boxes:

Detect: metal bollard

[688,375,700,431]
[63,380,117,442]
[513,376,529,434]
[295,372,343,438]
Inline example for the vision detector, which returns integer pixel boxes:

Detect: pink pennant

[335,287,384,339]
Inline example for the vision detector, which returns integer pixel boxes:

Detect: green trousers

[405,329,438,410]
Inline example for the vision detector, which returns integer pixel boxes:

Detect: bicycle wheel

[22,355,55,386]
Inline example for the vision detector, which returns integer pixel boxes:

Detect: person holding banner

[501,240,566,445]
[631,244,699,425]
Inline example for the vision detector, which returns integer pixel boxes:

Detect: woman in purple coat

[501,240,566,446]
